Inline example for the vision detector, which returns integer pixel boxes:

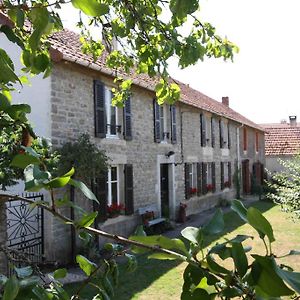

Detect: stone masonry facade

[44,60,265,263]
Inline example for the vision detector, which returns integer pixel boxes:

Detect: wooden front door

[160,164,169,218]
[242,160,251,194]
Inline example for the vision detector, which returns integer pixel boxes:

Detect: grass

[67,201,300,299]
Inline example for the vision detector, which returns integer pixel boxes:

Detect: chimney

[289,115,297,127]
[222,96,229,107]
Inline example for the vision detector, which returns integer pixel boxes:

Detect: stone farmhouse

[261,116,300,174]
[1,20,265,264]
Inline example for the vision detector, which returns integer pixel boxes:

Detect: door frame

[156,155,176,219]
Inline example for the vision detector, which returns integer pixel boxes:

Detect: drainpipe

[236,124,244,197]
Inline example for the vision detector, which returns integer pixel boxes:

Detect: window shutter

[170,105,177,144]
[185,163,191,199]
[197,163,202,196]
[201,162,207,194]
[228,162,232,187]
[243,127,247,151]
[228,123,231,149]
[200,114,206,147]
[153,99,161,143]
[92,173,108,222]
[219,120,224,148]
[94,80,106,138]
[124,164,134,215]
[212,162,216,192]
[260,163,264,185]
[211,117,215,148]
[123,97,132,140]
[221,162,224,190]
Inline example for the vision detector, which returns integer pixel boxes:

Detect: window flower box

[206,184,214,192]
[107,203,125,218]
[190,187,198,195]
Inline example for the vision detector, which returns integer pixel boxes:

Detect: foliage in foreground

[1,192,300,299]
[267,154,300,220]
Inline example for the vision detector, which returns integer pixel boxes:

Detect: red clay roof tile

[261,123,300,156]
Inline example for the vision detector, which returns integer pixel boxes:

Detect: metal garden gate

[6,193,44,271]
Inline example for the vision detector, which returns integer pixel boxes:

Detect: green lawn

[68,201,300,299]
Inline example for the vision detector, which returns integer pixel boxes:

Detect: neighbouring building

[1,22,265,265]
[261,116,300,174]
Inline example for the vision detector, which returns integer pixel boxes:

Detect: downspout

[236,124,244,198]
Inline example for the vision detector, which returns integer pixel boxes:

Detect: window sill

[101,138,126,146]
[102,214,134,226]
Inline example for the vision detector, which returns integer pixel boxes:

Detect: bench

[138,204,166,228]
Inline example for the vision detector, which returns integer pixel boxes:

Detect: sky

[61,0,300,124]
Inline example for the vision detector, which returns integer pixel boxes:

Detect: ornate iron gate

[6,193,44,270]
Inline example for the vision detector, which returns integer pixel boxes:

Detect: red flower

[206,184,214,192]
[224,181,230,188]
[107,203,125,217]
[190,187,198,194]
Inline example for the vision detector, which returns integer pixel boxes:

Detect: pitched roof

[260,123,300,156]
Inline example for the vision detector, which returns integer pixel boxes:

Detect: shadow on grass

[68,200,276,300]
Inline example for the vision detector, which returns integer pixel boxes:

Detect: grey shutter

[228,162,232,187]
[170,105,177,144]
[197,163,202,196]
[219,120,224,148]
[124,164,134,215]
[212,162,216,192]
[94,80,106,138]
[211,117,215,148]
[228,123,231,149]
[200,114,206,147]
[185,163,191,199]
[202,162,207,194]
[123,97,132,140]
[92,173,108,222]
[153,99,161,143]
[221,162,224,190]
[260,163,264,185]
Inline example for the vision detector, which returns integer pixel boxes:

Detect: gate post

[0,202,8,274]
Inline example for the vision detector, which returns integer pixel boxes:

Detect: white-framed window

[107,166,119,206]
[207,163,212,185]
[189,163,197,190]
[105,89,119,137]
[159,105,169,142]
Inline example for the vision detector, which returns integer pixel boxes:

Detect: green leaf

[148,252,178,260]
[231,242,248,277]
[47,168,74,188]
[181,226,203,245]
[203,208,224,235]
[19,276,40,288]
[247,207,275,243]
[195,277,216,295]
[76,255,97,276]
[14,266,33,278]
[0,93,11,110]
[170,0,199,19]
[275,267,300,294]
[206,255,230,274]
[10,153,40,169]
[3,275,19,300]
[53,268,67,280]
[69,178,99,203]
[252,255,294,297]
[77,212,98,228]
[231,200,248,222]
[72,0,109,17]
